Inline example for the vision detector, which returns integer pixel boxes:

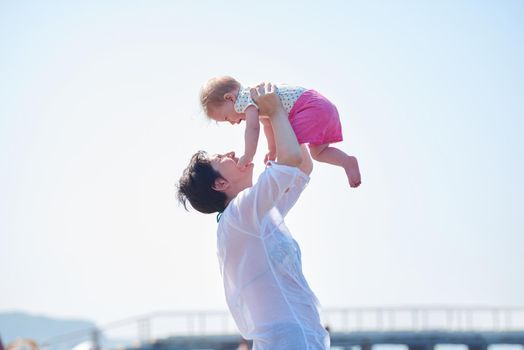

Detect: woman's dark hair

[176,150,227,214]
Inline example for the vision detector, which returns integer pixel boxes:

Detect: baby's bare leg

[308,144,361,188]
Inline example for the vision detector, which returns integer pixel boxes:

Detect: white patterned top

[234,84,307,114]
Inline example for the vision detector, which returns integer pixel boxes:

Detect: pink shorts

[288,90,343,146]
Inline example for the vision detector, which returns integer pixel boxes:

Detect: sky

[1,0,524,330]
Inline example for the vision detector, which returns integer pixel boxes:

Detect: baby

[200,76,361,187]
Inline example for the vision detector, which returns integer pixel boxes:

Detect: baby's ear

[224,92,236,102]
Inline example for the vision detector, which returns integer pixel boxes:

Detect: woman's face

[210,151,254,194]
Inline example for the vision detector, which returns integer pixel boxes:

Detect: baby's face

[209,101,244,125]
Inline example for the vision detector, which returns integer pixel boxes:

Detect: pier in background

[41,306,524,350]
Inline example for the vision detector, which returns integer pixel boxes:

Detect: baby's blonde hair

[200,76,241,116]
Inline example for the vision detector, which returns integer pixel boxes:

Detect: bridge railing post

[505,309,512,329]
[412,309,419,331]
[137,317,150,343]
[356,309,363,331]
[342,309,349,330]
[377,309,384,330]
[493,308,500,330]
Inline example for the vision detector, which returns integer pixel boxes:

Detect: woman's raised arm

[250,83,303,167]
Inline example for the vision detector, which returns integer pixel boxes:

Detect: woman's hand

[249,83,285,118]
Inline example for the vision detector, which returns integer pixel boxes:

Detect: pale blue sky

[1,1,523,326]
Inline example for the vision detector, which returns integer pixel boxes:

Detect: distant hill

[0,311,96,349]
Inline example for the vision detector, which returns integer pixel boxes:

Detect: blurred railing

[40,306,524,350]
[322,306,524,332]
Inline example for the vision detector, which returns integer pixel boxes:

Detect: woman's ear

[212,177,230,192]
[224,92,236,102]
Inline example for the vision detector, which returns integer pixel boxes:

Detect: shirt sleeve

[232,161,309,232]
[275,168,310,217]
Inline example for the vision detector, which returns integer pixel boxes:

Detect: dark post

[361,341,372,350]
[469,344,487,350]
[91,328,100,350]
[408,344,434,350]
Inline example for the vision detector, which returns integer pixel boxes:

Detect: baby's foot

[344,156,361,188]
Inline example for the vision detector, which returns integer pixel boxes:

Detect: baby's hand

[264,150,276,164]
[237,155,253,170]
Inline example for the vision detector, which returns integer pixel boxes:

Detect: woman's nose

[226,151,235,158]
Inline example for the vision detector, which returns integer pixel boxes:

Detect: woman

[177,84,329,349]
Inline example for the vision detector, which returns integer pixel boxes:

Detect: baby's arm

[260,118,276,163]
[238,105,260,169]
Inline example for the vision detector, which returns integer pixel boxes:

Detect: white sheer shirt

[216,161,329,349]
